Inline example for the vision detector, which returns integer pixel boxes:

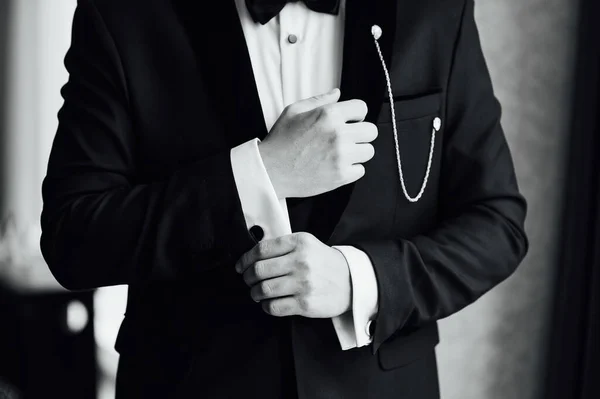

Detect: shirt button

[249,225,264,242]
[287,34,298,44]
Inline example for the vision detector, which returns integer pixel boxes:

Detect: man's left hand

[235,232,352,319]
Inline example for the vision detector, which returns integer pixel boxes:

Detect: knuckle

[287,234,298,246]
[297,297,311,313]
[260,281,273,296]
[269,303,279,315]
[275,235,288,248]
[262,301,273,314]
[290,233,300,247]
[302,231,315,241]
[327,135,342,160]
[290,232,301,246]
[284,103,298,116]
[253,261,265,279]
[329,140,344,161]
[257,241,271,257]
[299,278,312,294]
[266,301,282,316]
[319,105,338,124]
[294,231,308,244]
[296,253,311,271]
[254,242,265,257]
[320,105,334,118]
[327,128,340,144]
[294,232,314,249]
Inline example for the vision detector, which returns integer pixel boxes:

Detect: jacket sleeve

[40,0,256,291]
[353,0,529,353]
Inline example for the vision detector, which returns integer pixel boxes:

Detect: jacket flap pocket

[377,323,440,370]
[379,91,443,124]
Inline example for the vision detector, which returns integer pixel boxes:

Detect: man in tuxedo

[40,0,528,397]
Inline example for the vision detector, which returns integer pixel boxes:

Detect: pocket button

[433,117,442,131]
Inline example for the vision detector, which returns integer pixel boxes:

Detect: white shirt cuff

[331,245,379,350]
[230,138,292,239]
[231,139,378,351]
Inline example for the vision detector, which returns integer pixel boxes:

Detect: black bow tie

[246,0,341,25]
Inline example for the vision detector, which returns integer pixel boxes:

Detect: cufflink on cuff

[249,225,264,242]
[366,320,376,337]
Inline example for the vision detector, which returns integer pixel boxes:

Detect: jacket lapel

[173,0,399,243]
[309,0,398,243]
[339,0,397,120]
[172,0,268,148]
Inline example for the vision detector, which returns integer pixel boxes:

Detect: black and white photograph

[0,0,598,398]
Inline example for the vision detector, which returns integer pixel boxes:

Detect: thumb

[289,88,341,114]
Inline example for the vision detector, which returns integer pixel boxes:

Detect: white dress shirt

[230,0,378,350]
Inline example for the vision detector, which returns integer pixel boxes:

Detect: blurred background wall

[436,1,578,399]
[0,0,581,398]
[0,1,118,398]
[0,0,8,214]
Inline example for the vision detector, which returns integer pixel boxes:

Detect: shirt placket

[278,5,303,107]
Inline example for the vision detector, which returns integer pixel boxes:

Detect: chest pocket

[376,90,444,235]
[327,90,444,244]
[378,90,442,124]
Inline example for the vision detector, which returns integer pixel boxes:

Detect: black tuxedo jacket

[40,0,528,397]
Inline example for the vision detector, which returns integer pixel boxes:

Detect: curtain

[543,0,600,397]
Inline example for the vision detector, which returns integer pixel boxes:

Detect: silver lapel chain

[371,25,440,203]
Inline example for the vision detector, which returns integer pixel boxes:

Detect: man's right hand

[258,88,378,199]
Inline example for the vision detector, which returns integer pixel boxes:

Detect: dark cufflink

[366,320,377,337]
[249,225,264,242]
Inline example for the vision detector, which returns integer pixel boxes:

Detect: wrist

[333,246,353,314]
[258,142,287,198]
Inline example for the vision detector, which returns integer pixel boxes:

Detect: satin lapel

[172,0,267,147]
[309,0,398,243]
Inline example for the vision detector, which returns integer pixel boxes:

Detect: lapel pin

[371,23,437,204]
[371,24,382,40]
